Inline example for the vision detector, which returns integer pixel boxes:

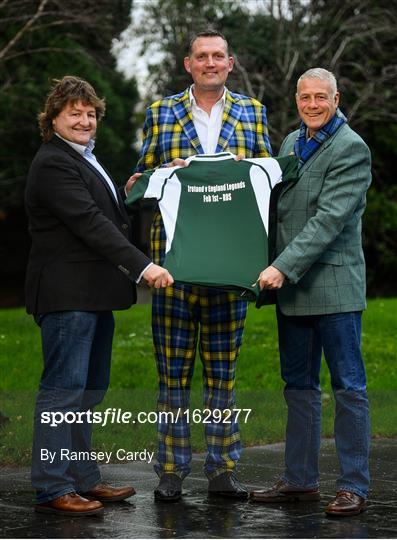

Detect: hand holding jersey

[135,31,273,500]
[250,68,371,516]
[26,76,172,516]
[143,264,174,288]
[126,152,297,299]
[257,265,286,290]
[125,172,142,194]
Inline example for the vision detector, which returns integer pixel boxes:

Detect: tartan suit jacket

[136,87,272,172]
[273,123,372,316]
[135,86,272,266]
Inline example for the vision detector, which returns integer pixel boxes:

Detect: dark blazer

[25,136,151,314]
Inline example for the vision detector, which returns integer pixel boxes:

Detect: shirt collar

[189,85,226,107]
[55,132,95,155]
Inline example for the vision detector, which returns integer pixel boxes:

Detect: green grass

[0,298,396,464]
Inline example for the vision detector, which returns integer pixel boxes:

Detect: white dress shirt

[189,86,226,153]
[55,133,152,282]
[55,134,119,203]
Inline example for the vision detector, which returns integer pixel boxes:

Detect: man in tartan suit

[134,30,272,501]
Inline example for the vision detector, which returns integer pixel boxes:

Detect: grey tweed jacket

[273,123,372,316]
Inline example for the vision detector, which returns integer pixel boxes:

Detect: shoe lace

[336,490,356,501]
[64,492,79,499]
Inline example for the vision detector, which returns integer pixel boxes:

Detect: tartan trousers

[152,283,247,479]
[151,212,248,478]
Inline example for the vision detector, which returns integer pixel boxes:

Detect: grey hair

[297,68,338,96]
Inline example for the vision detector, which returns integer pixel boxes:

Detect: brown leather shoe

[35,492,104,516]
[325,490,366,516]
[82,482,136,502]
[250,479,320,503]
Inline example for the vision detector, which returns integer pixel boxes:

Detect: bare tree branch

[233,53,256,98]
[3,46,80,62]
[285,49,299,84]
[0,0,49,61]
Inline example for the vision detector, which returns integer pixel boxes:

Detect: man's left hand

[256,266,286,290]
[125,172,142,195]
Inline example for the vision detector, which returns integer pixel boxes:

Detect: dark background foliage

[0,0,139,305]
[1,0,396,306]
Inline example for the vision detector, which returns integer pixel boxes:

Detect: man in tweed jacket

[251,68,371,517]
[134,30,271,501]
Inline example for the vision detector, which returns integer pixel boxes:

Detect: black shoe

[154,473,182,502]
[208,472,248,499]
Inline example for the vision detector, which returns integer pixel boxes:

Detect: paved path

[1,439,396,538]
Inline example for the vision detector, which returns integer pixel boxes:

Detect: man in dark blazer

[250,68,371,516]
[25,76,173,516]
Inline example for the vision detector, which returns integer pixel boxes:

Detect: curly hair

[38,76,106,142]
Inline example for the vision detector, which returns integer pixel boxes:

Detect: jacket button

[118,265,131,276]
[122,223,129,230]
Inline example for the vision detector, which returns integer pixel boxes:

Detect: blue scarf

[294,108,347,168]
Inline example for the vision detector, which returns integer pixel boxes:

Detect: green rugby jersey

[126,153,298,299]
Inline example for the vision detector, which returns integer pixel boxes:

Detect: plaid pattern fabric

[138,87,272,266]
[136,87,272,172]
[294,108,347,168]
[137,86,270,476]
[276,123,371,315]
[152,283,247,478]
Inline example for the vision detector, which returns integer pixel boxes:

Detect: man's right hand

[256,265,285,290]
[169,158,188,167]
[143,264,174,288]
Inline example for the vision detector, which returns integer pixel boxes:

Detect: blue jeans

[31,311,114,503]
[276,308,370,499]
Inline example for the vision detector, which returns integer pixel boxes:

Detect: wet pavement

[1,439,396,538]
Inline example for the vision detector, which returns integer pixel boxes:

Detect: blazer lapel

[172,90,204,154]
[299,140,331,175]
[280,127,345,198]
[94,158,128,212]
[216,91,242,153]
[299,127,345,174]
[51,137,125,216]
[80,157,129,218]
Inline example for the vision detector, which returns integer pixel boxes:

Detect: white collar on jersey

[185,152,237,164]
